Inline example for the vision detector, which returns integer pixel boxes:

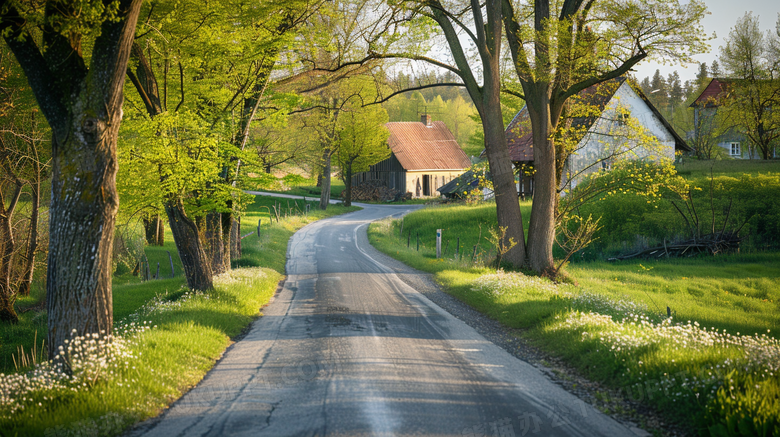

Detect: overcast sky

[632,1,780,83]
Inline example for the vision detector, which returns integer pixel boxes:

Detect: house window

[730,142,741,156]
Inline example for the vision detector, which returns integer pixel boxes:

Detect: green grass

[369,203,780,435]
[676,158,780,178]
[0,194,360,435]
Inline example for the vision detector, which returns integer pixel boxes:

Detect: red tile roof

[386,121,471,170]
[691,78,730,107]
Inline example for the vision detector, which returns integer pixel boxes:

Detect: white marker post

[436,229,442,259]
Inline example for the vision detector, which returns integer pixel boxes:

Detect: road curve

[129,204,634,437]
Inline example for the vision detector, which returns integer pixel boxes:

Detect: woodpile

[608,232,744,261]
[345,180,411,202]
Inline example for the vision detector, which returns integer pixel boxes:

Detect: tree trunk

[204,212,226,275]
[46,128,120,356]
[3,0,143,359]
[17,175,40,297]
[0,184,22,323]
[143,214,164,246]
[525,89,558,275]
[230,217,241,260]
[165,199,213,291]
[221,211,233,270]
[343,165,353,207]
[319,150,332,210]
[481,76,526,268]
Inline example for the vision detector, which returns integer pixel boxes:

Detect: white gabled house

[503,77,691,196]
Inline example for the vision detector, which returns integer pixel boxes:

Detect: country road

[129,204,634,437]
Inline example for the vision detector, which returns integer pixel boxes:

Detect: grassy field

[369,202,780,435]
[0,195,359,435]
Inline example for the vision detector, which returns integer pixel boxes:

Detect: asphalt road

[130,204,634,437]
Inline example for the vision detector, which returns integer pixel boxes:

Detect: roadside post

[436,229,442,258]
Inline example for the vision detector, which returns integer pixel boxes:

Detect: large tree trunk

[204,212,226,275]
[3,0,143,359]
[165,199,213,291]
[46,126,121,356]
[480,50,526,268]
[525,88,558,275]
[319,150,332,210]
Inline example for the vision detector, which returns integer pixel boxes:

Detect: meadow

[0,195,359,435]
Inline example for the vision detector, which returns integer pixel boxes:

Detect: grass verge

[369,203,780,436]
[0,195,359,436]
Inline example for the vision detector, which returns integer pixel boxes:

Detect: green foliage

[335,78,391,179]
[574,170,780,256]
[118,111,239,217]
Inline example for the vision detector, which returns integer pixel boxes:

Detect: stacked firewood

[346,180,410,202]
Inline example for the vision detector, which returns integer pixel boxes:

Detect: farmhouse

[351,115,471,198]
[691,78,779,159]
[503,77,691,197]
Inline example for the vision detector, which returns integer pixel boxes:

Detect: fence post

[471,245,478,263]
[416,232,419,251]
[407,231,411,248]
[156,262,160,280]
[167,251,175,278]
[444,239,450,258]
[257,219,261,238]
[399,219,404,239]
[456,237,460,260]
[436,229,442,259]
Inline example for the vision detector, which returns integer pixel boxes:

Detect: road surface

[130,204,634,437]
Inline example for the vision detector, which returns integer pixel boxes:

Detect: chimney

[421,114,432,126]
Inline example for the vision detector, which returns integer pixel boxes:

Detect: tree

[668,71,684,106]
[502,0,709,274]
[711,59,722,77]
[649,69,669,108]
[123,0,317,282]
[696,62,709,87]
[382,0,526,267]
[335,82,390,206]
[718,12,780,160]
[1,0,142,357]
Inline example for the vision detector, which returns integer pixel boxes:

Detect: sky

[632,0,780,83]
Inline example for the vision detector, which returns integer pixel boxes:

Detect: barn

[351,115,471,198]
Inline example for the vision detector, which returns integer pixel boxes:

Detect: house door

[422,175,430,196]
